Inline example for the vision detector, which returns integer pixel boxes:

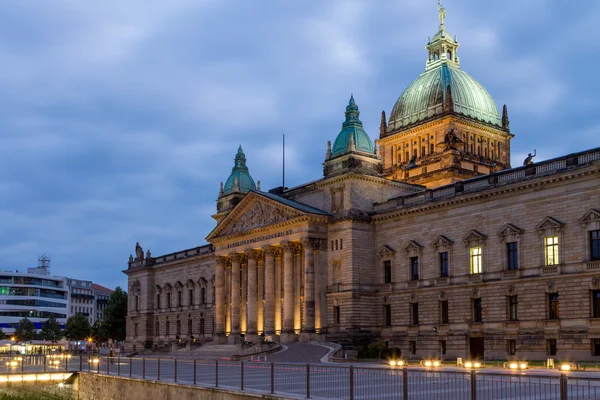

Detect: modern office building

[66,279,95,325]
[93,284,113,323]
[124,4,600,361]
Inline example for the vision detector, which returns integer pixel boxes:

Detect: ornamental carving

[229,201,290,234]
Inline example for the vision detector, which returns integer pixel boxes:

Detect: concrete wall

[74,373,290,400]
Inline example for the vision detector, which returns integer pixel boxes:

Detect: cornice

[373,168,598,223]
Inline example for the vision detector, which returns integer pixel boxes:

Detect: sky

[0,0,599,290]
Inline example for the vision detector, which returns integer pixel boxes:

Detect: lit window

[470,247,482,274]
[544,236,559,266]
[548,293,559,320]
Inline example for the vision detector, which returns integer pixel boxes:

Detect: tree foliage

[102,287,127,342]
[64,314,91,341]
[40,315,63,343]
[15,318,36,342]
[91,320,108,343]
[0,327,6,341]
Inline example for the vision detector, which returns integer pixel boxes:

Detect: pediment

[163,283,172,292]
[185,279,195,289]
[433,235,453,247]
[405,240,423,252]
[198,277,208,286]
[462,230,487,243]
[497,223,524,237]
[153,285,162,293]
[377,245,395,257]
[174,281,183,289]
[579,209,600,224]
[535,216,564,231]
[207,191,326,240]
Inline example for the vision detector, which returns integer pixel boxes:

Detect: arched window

[447,51,452,60]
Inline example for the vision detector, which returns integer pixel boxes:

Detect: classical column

[281,242,295,336]
[294,243,303,332]
[314,239,324,333]
[257,252,265,334]
[302,238,316,337]
[215,256,227,341]
[229,253,241,341]
[263,246,276,335]
[274,248,283,334]
[246,250,258,336]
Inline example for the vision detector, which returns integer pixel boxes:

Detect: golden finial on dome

[438,0,446,26]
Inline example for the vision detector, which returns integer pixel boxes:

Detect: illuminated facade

[125,5,600,361]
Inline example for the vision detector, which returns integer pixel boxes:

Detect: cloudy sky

[0,0,598,290]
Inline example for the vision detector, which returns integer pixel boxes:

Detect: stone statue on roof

[523,149,536,166]
[443,128,463,151]
[135,242,144,261]
[438,0,446,26]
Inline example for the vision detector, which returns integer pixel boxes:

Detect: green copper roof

[389,63,501,129]
[223,146,256,195]
[331,95,374,156]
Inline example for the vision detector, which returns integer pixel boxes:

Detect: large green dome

[331,95,374,157]
[389,63,501,130]
[222,146,256,195]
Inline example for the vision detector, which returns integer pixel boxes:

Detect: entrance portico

[207,191,329,344]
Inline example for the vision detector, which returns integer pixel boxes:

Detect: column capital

[280,241,295,252]
[302,237,322,250]
[245,249,261,261]
[228,253,245,263]
[216,256,229,267]
[262,246,278,258]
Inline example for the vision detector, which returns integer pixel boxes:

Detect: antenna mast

[282,134,285,188]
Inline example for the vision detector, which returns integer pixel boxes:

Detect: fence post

[402,368,408,400]
[241,361,244,390]
[349,365,354,400]
[270,362,275,394]
[142,357,145,379]
[306,364,311,399]
[44,356,47,373]
[193,360,197,385]
[470,370,477,400]
[97,358,100,374]
[560,373,568,400]
[157,358,160,381]
[79,355,81,372]
[107,356,110,375]
[215,360,219,387]
[21,358,23,373]
[118,355,121,376]
[129,357,132,377]
[174,358,177,382]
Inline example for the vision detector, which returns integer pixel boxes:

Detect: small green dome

[331,95,374,157]
[222,146,256,195]
[389,63,501,130]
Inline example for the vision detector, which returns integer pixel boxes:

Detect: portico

[208,190,329,344]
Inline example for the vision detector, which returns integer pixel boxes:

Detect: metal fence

[4,355,600,400]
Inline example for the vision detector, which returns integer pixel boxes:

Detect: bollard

[270,362,275,394]
[174,359,177,382]
[402,368,408,400]
[241,361,244,390]
[306,364,311,399]
[193,360,197,385]
[349,365,354,400]
[215,360,219,387]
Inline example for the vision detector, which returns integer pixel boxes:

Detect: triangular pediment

[497,223,524,237]
[185,279,195,289]
[535,216,564,231]
[174,281,183,289]
[405,240,423,252]
[207,191,328,241]
[462,230,487,242]
[579,209,600,224]
[377,245,395,257]
[433,235,453,247]
[163,283,172,291]
[197,277,208,286]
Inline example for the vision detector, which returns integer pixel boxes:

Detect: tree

[40,315,63,343]
[102,287,127,342]
[91,320,108,344]
[15,318,36,342]
[64,314,91,341]
[0,327,6,341]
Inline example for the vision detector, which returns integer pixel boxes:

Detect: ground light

[420,360,441,368]
[560,363,571,371]
[388,360,406,367]
[464,361,483,369]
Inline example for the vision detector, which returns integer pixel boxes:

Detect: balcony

[586,260,600,271]
[406,280,420,289]
[540,265,560,275]
[435,277,449,286]
[502,269,520,279]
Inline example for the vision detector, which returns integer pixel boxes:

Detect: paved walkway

[266,343,331,363]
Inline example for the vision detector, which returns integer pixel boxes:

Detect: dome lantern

[331,95,375,157]
[222,146,256,196]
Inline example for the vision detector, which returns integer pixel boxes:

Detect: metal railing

[4,354,600,399]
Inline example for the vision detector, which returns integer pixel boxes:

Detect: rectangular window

[331,241,334,251]
[545,236,559,266]
[593,339,600,357]
[340,239,343,249]
[189,289,193,306]
[177,291,182,307]
[440,300,449,324]
[410,341,417,355]
[440,340,447,355]
[593,290,600,318]
[199,319,205,335]
[591,231,600,261]
[384,304,392,327]
[470,247,482,274]
[188,319,192,335]
[167,294,171,309]
[411,303,419,325]
[383,260,392,284]
[135,296,139,311]
[473,298,483,323]
[548,293,560,319]
[508,340,516,356]
[507,242,519,270]
[134,323,138,337]
[335,240,338,251]
[410,257,419,281]
[176,320,181,336]
[166,321,170,337]
[547,339,557,356]
[201,288,206,304]
[508,295,518,321]
[155,322,159,336]
[334,306,340,325]
[439,252,449,277]
[156,294,161,309]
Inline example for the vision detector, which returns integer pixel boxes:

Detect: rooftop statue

[443,128,464,151]
[523,150,536,166]
[438,0,446,26]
